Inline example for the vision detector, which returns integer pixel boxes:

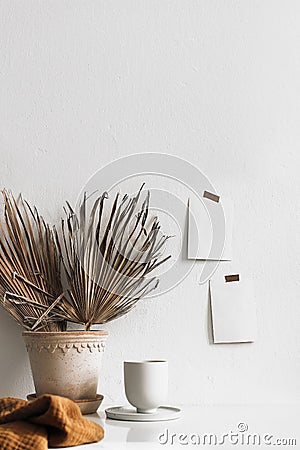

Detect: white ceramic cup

[124,360,168,413]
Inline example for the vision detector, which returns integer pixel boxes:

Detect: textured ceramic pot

[124,360,168,413]
[23,331,108,400]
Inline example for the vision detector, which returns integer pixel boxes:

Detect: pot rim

[22,330,108,337]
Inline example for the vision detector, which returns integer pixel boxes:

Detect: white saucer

[105,406,181,422]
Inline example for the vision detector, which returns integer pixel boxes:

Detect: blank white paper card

[188,194,233,261]
[210,275,257,344]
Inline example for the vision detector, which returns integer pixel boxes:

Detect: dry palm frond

[55,186,171,330]
[0,191,66,331]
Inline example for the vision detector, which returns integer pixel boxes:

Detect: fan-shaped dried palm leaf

[55,186,171,330]
[0,191,66,331]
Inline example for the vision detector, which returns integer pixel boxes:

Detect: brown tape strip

[225,274,239,282]
[203,191,220,203]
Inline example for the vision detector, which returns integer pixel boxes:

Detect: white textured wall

[0,1,300,406]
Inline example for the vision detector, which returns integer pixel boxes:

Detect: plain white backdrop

[0,1,299,406]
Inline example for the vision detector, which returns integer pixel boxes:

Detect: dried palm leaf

[55,186,171,330]
[0,191,66,331]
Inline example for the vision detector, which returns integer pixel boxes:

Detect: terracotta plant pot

[23,331,108,400]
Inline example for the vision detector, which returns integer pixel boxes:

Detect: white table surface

[53,404,300,449]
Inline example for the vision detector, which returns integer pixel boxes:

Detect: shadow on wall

[0,310,33,398]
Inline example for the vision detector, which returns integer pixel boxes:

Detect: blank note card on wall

[210,274,257,344]
[188,193,233,261]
